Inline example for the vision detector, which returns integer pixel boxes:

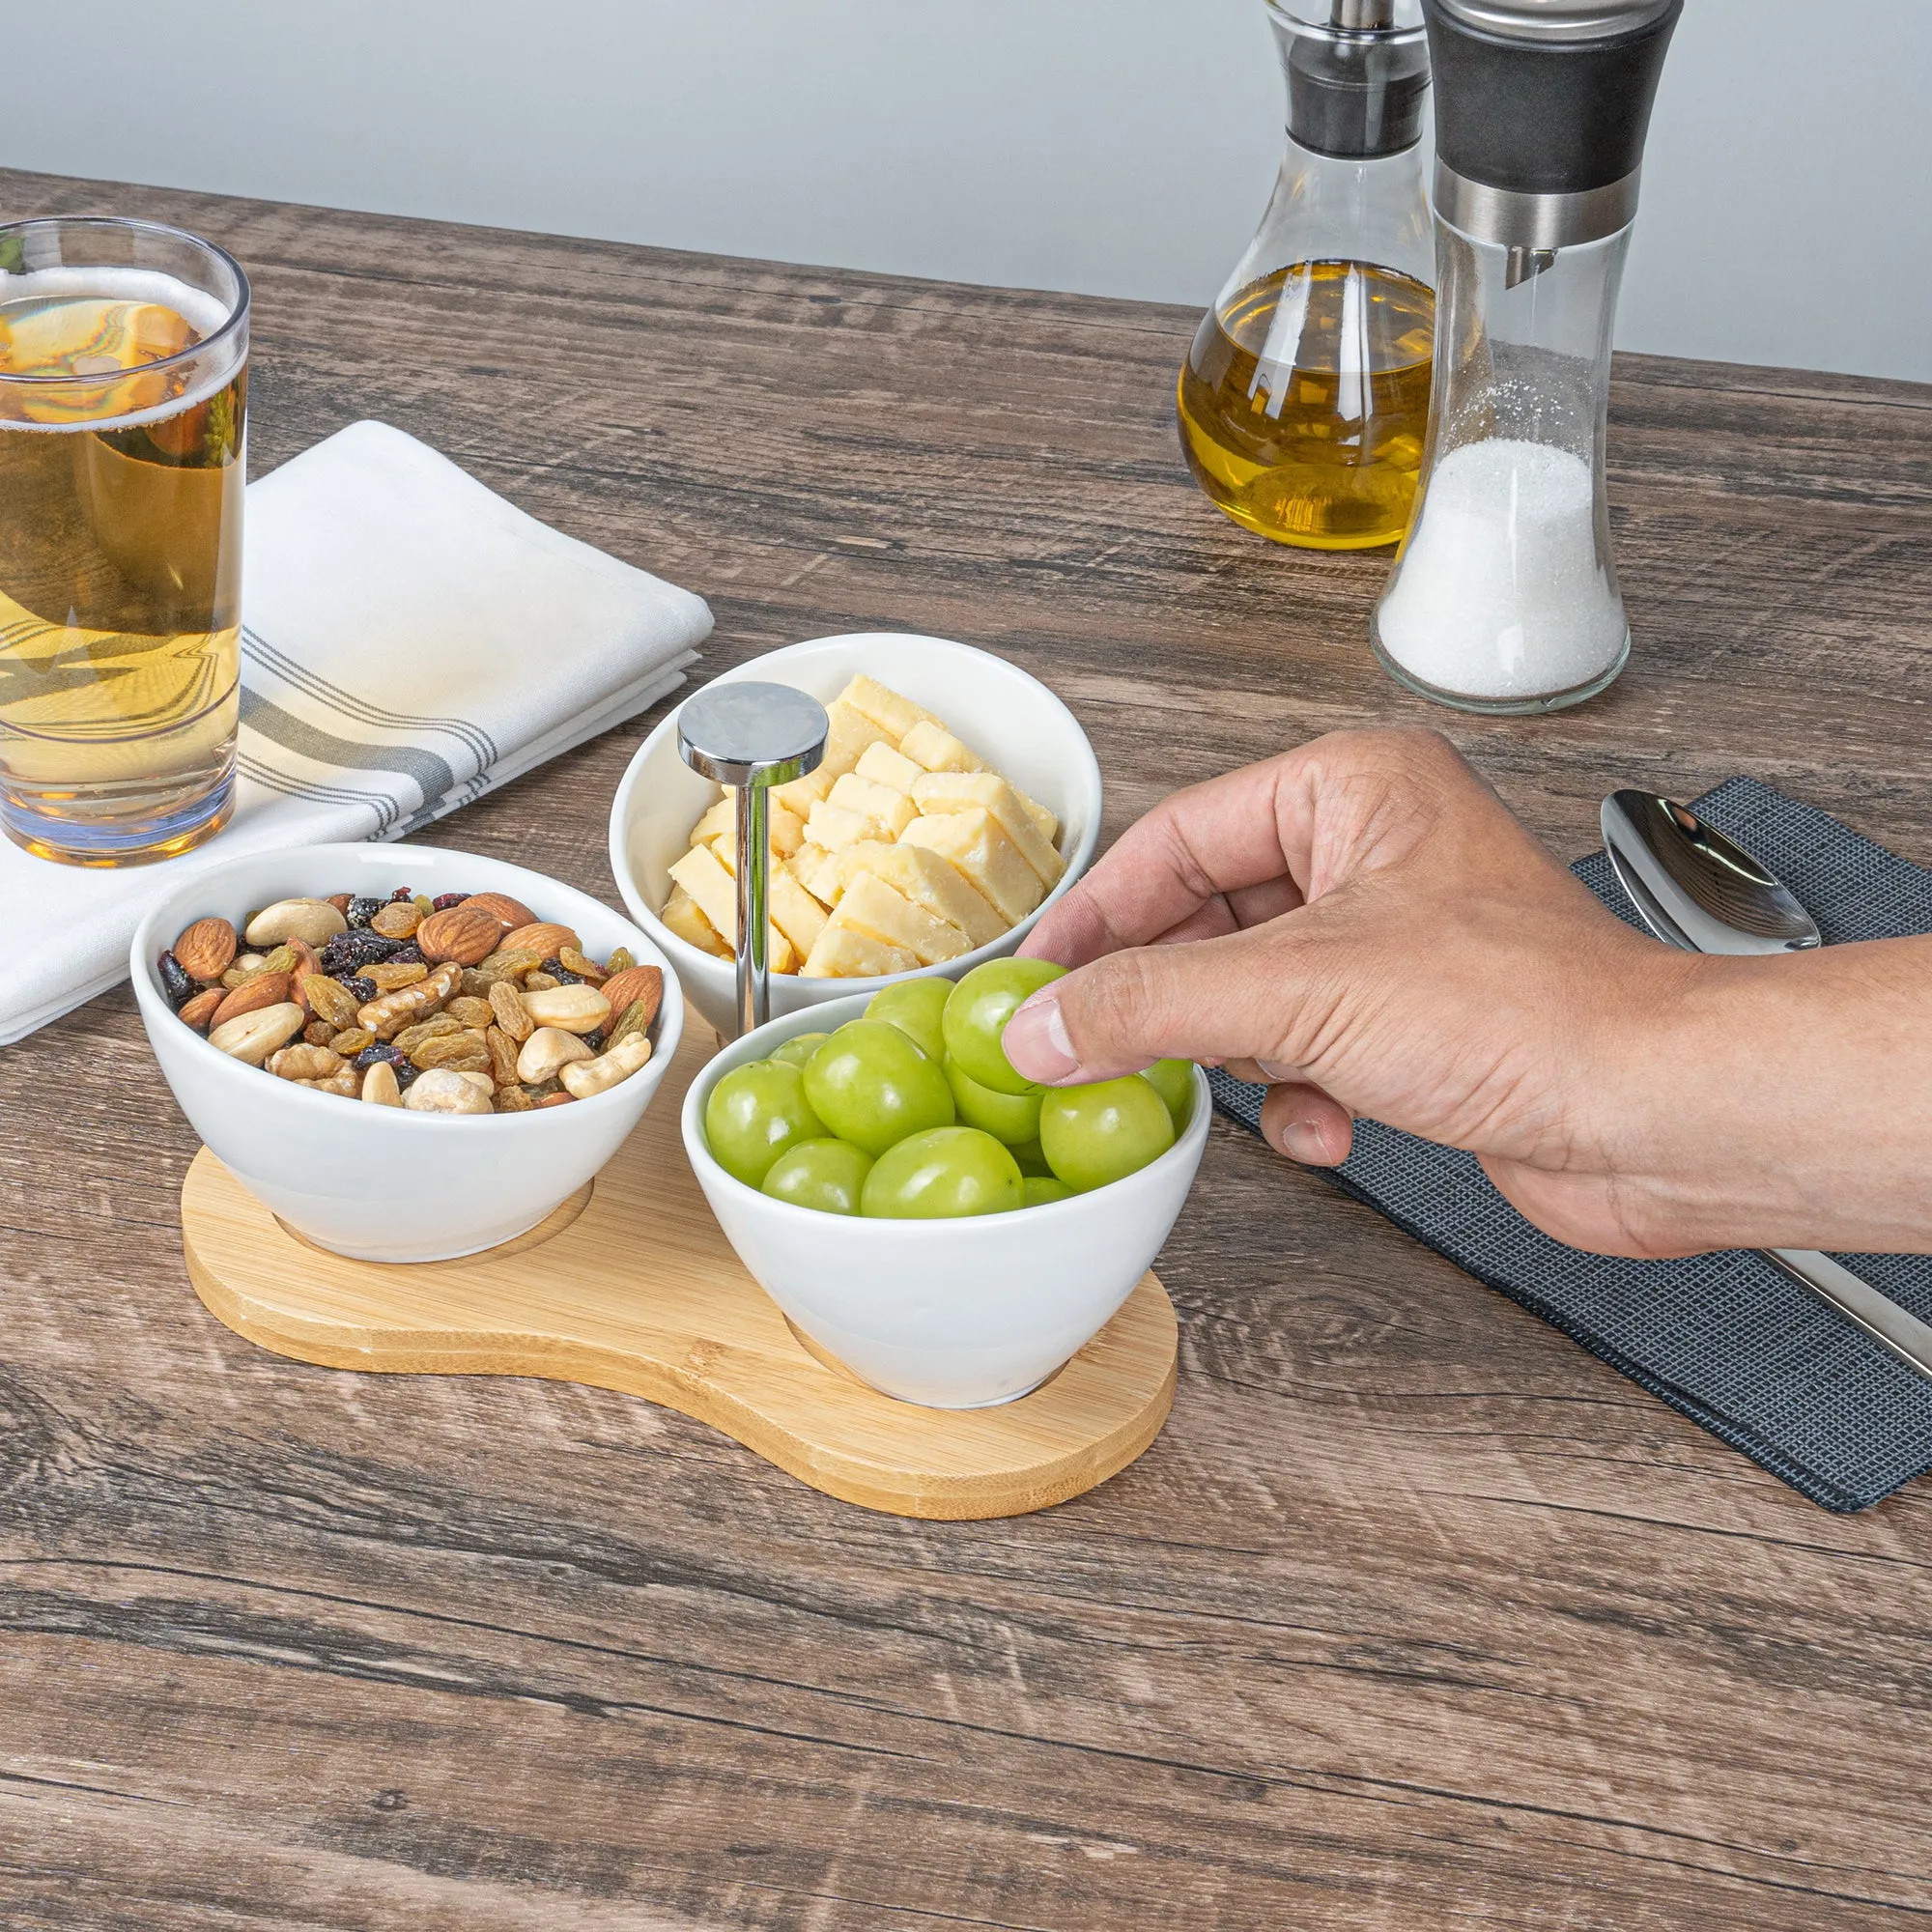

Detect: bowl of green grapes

[680,959,1210,1408]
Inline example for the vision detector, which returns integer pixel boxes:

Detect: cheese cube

[662,882,731,959]
[826,772,917,840]
[667,844,797,972]
[900,810,1046,925]
[834,872,973,967]
[898,719,986,776]
[821,697,892,780]
[908,771,1065,888]
[772,766,834,819]
[836,674,938,743]
[789,843,845,907]
[1012,787,1058,846]
[696,795,806,866]
[838,839,1007,949]
[800,923,920,980]
[769,866,829,958]
[804,799,883,854]
[854,740,924,795]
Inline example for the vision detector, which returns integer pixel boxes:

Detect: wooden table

[4,168,1929,1931]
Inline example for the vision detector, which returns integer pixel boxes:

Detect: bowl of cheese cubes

[607,633,1103,1039]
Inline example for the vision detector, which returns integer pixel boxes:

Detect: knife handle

[1765,1249,1932,1380]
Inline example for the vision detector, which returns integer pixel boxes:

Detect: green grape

[1023,1176,1074,1208]
[860,1126,1024,1219]
[1140,1059,1195,1135]
[704,1060,826,1188]
[945,1059,1043,1146]
[761,1137,873,1214]
[1038,1076,1176,1193]
[865,978,950,1063]
[1010,1137,1054,1177]
[942,956,1065,1095]
[802,1019,955,1156]
[771,1031,831,1068]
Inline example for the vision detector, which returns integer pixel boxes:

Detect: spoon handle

[1764,1249,1932,1379]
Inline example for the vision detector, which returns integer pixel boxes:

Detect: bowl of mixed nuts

[131,842,684,1263]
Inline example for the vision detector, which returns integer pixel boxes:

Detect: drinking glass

[0,215,249,865]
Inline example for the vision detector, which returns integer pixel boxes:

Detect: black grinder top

[1286,1,1433,160]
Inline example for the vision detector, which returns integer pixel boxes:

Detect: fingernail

[1003,992,1080,1083]
[1256,1059,1299,1082]
[1275,1118,1329,1164]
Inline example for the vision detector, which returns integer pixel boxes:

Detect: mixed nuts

[156,885,665,1114]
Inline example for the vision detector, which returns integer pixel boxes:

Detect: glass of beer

[0,216,249,866]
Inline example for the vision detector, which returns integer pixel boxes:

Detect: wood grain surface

[2,167,1929,1931]
[180,1024,1179,1521]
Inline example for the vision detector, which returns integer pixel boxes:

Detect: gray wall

[5,0,1927,382]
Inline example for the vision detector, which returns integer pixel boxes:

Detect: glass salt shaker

[1178,0,1434,552]
[1371,0,1680,713]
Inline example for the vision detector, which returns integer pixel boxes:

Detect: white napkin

[0,419,709,1043]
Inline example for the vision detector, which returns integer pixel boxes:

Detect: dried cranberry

[541,956,583,985]
[346,895,384,929]
[157,952,194,1009]
[389,887,414,902]
[431,892,469,911]
[339,975,378,1005]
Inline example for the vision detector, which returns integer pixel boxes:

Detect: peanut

[361,1061,403,1106]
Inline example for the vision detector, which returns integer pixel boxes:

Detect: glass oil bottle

[1178,0,1435,551]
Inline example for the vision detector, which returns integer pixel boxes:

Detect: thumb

[1003,926,1304,1085]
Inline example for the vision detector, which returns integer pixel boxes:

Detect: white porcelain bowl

[681,992,1210,1408]
[608,632,1104,1038]
[131,841,684,1263]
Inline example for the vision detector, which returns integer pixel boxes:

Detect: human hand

[1005,728,1699,1257]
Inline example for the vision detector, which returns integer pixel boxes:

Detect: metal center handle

[677,681,829,1038]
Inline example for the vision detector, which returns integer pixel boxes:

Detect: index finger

[1021,753,1306,968]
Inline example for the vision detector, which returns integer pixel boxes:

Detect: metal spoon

[1601,789,1932,1381]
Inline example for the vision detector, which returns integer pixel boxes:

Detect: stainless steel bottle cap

[676,681,829,791]
[1434,0,1674,41]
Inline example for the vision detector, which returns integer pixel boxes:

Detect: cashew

[208,1002,306,1065]
[516,1025,595,1084]
[558,1033,654,1099]
[520,983,611,1035]
[243,897,349,948]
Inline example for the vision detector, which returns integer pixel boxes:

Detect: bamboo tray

[180,1026,1179,1520]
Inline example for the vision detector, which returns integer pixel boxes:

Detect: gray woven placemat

[1208,777,1932,1512]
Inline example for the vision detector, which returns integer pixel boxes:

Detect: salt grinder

[677,682,829,1037]
[1370,0,1681,715]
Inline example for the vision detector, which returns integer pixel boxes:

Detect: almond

[465,890,537,931]
[178,987,226,1031]
[500,921,580,960]
[417,904,505,966]
[173,917,237,983]
[211,973,292,1028]
[285,938,322,1012]
[600,965,663,1027]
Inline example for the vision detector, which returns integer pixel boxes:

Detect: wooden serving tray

[179,1027,1178,1520]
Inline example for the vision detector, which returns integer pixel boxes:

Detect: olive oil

[1178,260,1434,551]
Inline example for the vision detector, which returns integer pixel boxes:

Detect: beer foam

[0,266,243,432]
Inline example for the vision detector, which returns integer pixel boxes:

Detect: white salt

[1376,438,1628,701]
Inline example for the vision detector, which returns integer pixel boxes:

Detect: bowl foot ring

[179,1028,1179,1520]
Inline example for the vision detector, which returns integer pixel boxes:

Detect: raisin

[338,975,378,1005]
[157,951,194,1009]
[320,930,401,975]
[541,956,583,985]
[388,942,423,965]
[346,895,384,929]
[581,1028,607,1054]
[354,1041,418,1088]
[431,892,470,911]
